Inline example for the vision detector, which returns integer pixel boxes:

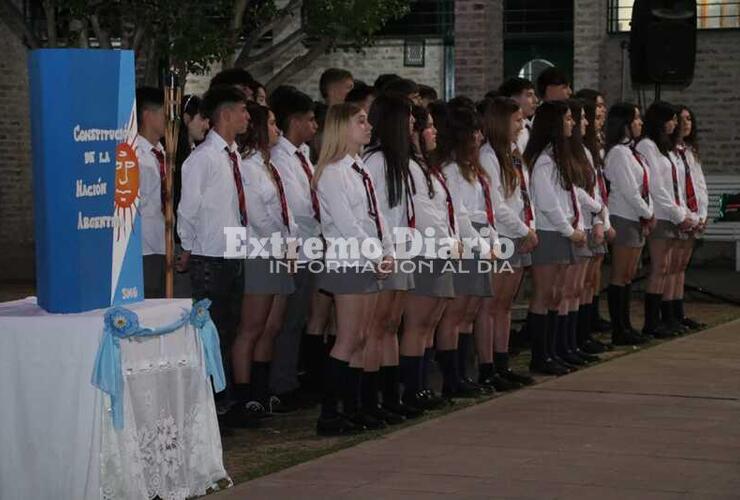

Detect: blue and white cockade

[91,299,226,429]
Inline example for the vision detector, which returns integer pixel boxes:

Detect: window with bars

[608,0,740,33]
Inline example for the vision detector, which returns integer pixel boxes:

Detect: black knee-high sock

[622,282,635,332]
[643,293,662,333]
[233,383,252,404]
[342,366,362,415]
[479,362,494,381]
[457,332,473,380]
[380,365,401,405]
[546,310,559,360]
[436,349,459,394]
[592,293,603,322]
[555,314,570,357]
[493,352,509,372]
[251,361,271,404]
[527,312,548,365]
[400,355,422,399]
[302,334,325,391]
[607,284,624,335]
[361,371,380,411]
[567,311,579,353]
[422,347,435,390]
[577,303,592,347]
[673,299,685,321]
[660,300,674,325]
[321,357,347,418]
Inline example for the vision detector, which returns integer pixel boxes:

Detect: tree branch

[232,0,302,67]
[0,0,41,48]
[221,0,250,68]
[239,27,305,68]
[89,11,112,49]
[266,36,331,92]
[42,0,57,48]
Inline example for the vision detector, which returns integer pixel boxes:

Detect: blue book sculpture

[29,49,144,313]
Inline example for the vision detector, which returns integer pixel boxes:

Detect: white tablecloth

[0,298,230,500]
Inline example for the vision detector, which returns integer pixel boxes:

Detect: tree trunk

[0,0,41,48]
[265,36,331,92]
[232,0,302,67]
[89,12,112,49]
[241,28,305,68]
[42,0,57,47]
[223,0,251,69]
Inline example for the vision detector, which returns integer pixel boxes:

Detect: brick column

[573,0,608,91]
[454,0,503,99]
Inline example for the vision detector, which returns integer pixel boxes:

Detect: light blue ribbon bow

[91,299,226,429]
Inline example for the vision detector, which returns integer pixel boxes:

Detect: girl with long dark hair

[361,94,417,425]
[636,101,695,338]
[603,102,654,345]
[524,101,587,375]
[668,105,707,331]
[224,103,296,427]
[478,96,537,387]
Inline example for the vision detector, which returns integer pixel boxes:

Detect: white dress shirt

[529,151,579,237]
[442,161,495,256]
[316,154,394,266]
[635,138,687,224]
[241,151,297,255]
[135,135,166,255]
[479,142,534,239]
[363,150,413,243]
[673,147,708,221]
[408,160,460,258]
[270,136,321,261]
[177,131,244,258]
[588,147,612,231]
[669,147,703,225]
[603,144,654,223]
[516,119,531,154]
[578,148,604,230]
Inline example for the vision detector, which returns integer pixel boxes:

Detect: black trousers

[189,255,243,391]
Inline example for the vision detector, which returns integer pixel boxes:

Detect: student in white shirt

[524,101,587,376]
[177,85,250,425]
[134,87,167,298]
[267,86,325,409]
[312,103,394,436]
[478,96,536,388]
[576,89,612,335]
[578,98,614,353]
[431,102,496,400]
[498,77,538,153]
[562,99,602,366]
[224,103,297,424]
[173,94,210,298]
[397,105,452,414]
[603,102,654,345]
[668,105,707,331]
[636,102,694,338]
[362,94,417,426]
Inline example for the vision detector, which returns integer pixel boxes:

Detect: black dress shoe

[347,411,386,430]
[581,339,605,354]
[220,401,265,428]
[645,324,675,339]
[592,316,612,333]
[530,359,569,376]
[463,376,495,394]
[681,317,705,330]
[316,414,365,436]
[574,349,600,363]
[366,405,405,425]
[476,377,498,394]
[383,401,424,419]
[558,350,587,366]
[497,368,535,386]
[664,320,689,335]
[456,378,487,397]
[613,330,650,345]
[486,373,520,391]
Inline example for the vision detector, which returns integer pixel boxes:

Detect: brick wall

[453,0,503,100]
[0,21,34,281]
[575,0,740,174]
[186,39,447,102]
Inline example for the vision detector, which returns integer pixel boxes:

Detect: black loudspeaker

[630,0,697,87]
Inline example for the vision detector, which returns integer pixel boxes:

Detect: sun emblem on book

[114,143,139,240]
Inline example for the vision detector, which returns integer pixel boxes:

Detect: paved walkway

[216,321,740,499]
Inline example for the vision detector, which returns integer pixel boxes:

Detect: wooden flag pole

[163,69,181,299]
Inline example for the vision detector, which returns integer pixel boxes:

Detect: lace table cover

[0,298,230,500]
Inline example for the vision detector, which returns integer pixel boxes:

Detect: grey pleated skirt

[574,229,595,260]
[589,228,608,255]
[318,264,381,295]
[495,236,532,268]
[649,219,679,240]
[243,258,295,295]
[531,229,575,266]
[453,221,493,296]
[379,260,415,291]
[610,214,645,248]
[409,257,455,298]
